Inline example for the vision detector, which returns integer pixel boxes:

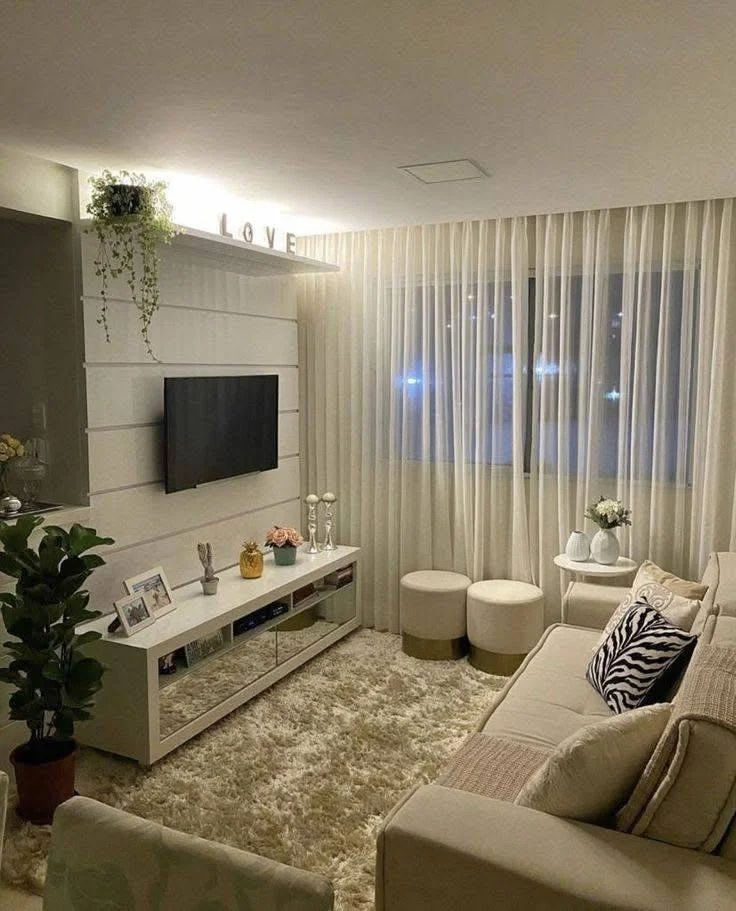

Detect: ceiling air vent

[398,159,488,184]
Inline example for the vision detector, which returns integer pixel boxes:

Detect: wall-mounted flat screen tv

[164,375,278,493]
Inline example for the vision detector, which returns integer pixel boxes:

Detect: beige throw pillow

[515,703,671,822]
[637,560,708,601]
[595,562,702,651]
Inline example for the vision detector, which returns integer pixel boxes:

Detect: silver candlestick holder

[305,493,320,553]
[321,491,337,550]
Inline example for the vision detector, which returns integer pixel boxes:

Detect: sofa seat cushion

[481,625,613,750]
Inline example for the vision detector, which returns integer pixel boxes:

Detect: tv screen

[164,375,278,493]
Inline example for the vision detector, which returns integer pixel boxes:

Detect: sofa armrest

[561,581,625,630]
[376,785,736,911]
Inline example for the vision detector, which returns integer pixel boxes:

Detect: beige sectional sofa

[376,553,736,911]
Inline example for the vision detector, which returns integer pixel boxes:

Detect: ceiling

[2,1,736,233]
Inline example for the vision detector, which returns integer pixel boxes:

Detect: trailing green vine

[86,171,180,360]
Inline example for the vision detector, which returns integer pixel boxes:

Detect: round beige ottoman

[400,570,472,660]
[466,580,544,674]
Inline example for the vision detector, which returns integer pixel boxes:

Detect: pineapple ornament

[240,540,264,579]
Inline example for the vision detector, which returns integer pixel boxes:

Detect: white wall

[79,233,303,608]
[0,146,77,222]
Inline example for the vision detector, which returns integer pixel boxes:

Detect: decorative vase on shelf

[1,494,21,516]
[273,545,297,566]
[590,528,620,565]
[565,530,590,562]
[240,540,264,578]
[265,525,304,566]
[17,446,47,507]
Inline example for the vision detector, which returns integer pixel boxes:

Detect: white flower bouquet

[584,496,632,530]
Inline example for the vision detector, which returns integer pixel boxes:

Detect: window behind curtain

[392,270,697,482]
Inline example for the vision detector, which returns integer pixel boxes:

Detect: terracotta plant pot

[11,739,78,825]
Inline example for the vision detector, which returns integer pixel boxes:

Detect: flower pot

[105,184,150,217]
[273,545,297,566]
[200,576,219,595]
[591,528,620,565]
[565,530,590,562]
[11,739,78,825]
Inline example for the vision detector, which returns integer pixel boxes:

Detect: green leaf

[0,515,44,553]
[72,630,102,648]
[42,526,69,548]
[57,573,89,600]
[0,552,22,578]
[68,657,104,687]
[23,582,57,604]
[0,667,24,686]
[38,536,64,576]
[81,553,106,570]
[42,663,66,682]
[68,524,114,556]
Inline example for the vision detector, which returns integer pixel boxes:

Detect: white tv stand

[80,546,360,765]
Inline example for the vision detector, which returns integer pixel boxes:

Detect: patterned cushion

[594,565,701,652]
[587,601,697,713]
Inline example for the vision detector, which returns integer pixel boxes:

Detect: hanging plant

[86,170,180,360]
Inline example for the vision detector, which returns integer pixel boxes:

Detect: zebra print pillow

[587,600,697,713]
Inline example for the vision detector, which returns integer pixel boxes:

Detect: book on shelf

[322,566,354,589]
[293,582,316,605]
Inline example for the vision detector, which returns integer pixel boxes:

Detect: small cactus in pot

[197,542,219,595]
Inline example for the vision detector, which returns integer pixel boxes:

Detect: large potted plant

[0,515,113,823]
[86,169,179,360]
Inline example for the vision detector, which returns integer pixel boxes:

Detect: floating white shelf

[79,220,339,276]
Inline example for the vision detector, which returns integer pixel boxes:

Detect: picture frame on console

[124,565,176,617]
[114,592,156,637]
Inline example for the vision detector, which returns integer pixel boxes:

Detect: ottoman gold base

[469,645,526,675]
[402,632,469,661]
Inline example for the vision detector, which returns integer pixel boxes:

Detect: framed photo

[114,591,156,637]
[124,566,176,617]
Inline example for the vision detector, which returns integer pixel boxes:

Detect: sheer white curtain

[299,200,736,632]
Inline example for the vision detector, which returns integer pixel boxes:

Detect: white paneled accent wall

[80,232,302,613]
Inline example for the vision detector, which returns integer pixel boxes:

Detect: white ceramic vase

[565,530,590,562]
[590,528,620,565]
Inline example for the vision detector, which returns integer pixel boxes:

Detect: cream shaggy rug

[2,629,506,910]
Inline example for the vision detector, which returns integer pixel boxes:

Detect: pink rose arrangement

[265,525,304,549]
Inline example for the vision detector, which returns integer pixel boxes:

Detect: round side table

[553,554,638,581]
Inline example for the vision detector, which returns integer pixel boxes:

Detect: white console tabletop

[85,545,359,656]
